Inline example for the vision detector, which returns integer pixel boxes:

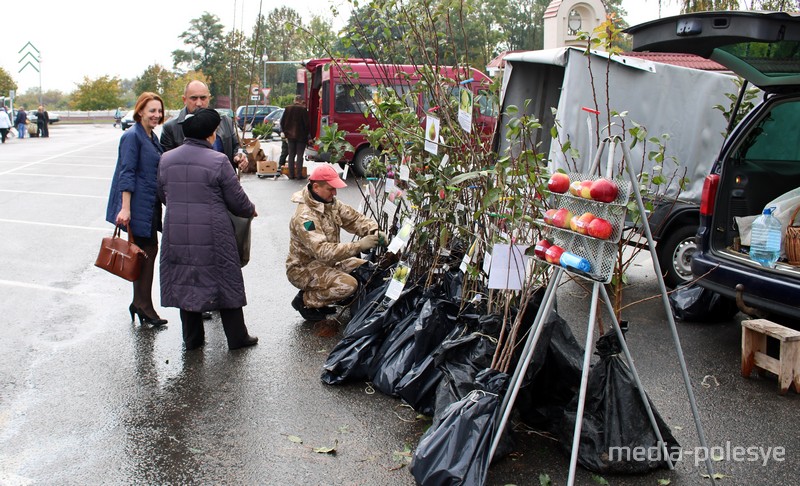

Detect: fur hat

[181,108,220,139]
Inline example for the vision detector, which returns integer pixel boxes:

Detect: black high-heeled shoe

[129,303,137,322]
[133,306,168,327]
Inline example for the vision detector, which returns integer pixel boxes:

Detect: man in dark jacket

[160,80,246,171]
[279,95,310,179]
[14,107,27,139]
[36,106,49,138]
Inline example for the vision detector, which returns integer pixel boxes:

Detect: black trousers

[38,122,49,137]
[180,307,250,349]
[0,128,7,143]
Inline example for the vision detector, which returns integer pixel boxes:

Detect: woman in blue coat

[158,108,259,350]
[105,92,168,326]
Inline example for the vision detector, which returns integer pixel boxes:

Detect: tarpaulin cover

[669,281,738,322]
[320,284,423,385]
[559,331,680,474]
[410,369,508,486]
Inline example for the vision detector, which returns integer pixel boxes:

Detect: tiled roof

[487,50,526,69]
[621,52,728,72]
[543,0,561,19]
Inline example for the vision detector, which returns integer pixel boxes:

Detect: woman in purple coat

[157,108,259,350]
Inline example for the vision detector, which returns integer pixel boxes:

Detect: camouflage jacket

[286,187,378,277]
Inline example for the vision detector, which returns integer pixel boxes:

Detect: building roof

[487,50,526,70]
[543,0,562,19]
[621,52,728,72]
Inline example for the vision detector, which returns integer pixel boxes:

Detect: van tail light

[700,174,719,216]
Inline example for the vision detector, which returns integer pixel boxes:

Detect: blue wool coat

[157,138,255,312]
[105,123,164,238]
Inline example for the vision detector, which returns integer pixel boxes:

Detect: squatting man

[286,165,387,321]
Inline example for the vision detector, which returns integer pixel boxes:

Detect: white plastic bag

[736,187,800,257]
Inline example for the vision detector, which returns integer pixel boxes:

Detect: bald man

[160,80,246,171]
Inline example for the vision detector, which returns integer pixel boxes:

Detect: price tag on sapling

[385,261,412,300]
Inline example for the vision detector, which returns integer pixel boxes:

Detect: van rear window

[739,100,800,161]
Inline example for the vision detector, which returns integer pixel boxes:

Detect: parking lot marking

[3,173,111,181]
[0,278,103,296]
[0,189,104,199]
[0,139,110,176]
[0,218,109,232]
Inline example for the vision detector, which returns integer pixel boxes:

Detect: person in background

[160,80,246,171]
[286,164,386,321]
[36,105,49,138]
[14,107,27,139]
[0,107,11,143]
[114,107,123,128]
[158,108,259,351]
[279,95,310,180]
[105,92,168,327]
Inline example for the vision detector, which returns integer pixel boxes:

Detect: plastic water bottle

[559,251,592,273]
[750,207,781,268]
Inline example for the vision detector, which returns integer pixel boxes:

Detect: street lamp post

[262,49,268,105]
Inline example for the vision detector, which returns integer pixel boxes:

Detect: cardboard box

[257,160,278,174]
[241,138,262,163]
[281,166,307,177]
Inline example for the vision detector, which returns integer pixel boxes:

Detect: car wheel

[352,147,379,177]
[657,224,698,288]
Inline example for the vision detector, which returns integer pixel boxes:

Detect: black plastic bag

[370,295,459,397]
[669,281,738,322]
[349,261,392,314]
[321,284,423,385]
[433,314,502,420]
[410,369,508,486]
[515,312,584,434]
[559,331,680,474]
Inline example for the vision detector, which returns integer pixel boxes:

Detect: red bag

[94,224,146,281]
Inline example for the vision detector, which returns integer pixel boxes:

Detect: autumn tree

[172,13,228,97]
[70,76,123,110]
[0,67,17,96]
[134,64,177,99]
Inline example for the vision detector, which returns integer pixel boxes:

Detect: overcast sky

[3,0,680,96]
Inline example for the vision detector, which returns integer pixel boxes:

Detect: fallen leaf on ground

[313,439,338,454]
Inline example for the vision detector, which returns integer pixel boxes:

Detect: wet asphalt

[0,124,797,485]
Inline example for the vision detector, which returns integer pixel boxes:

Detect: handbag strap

[116,223,137,245]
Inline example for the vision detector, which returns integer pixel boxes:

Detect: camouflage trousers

[287,257,365,308]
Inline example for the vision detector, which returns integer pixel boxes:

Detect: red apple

[572,212,596,235]
[545,244,565,264]
[533,239,552,260]
[589,178,619,203]
[578,180,593,199]
[568,181,582,197]
[587,217,614,240]
[547,173,570,194]
[551,208,574,229]
[543,208,558,225]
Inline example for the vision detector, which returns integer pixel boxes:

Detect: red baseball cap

[309,164,347,188]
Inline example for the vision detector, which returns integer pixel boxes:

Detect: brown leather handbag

[94,224,146,281]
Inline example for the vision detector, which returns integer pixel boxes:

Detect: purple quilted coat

[157,138,255,312]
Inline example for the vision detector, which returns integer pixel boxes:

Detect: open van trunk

[627,10,800,318]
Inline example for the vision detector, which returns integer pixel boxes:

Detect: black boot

[180,309,205,350]
[221,308,258,350]
[291,291,335,321]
